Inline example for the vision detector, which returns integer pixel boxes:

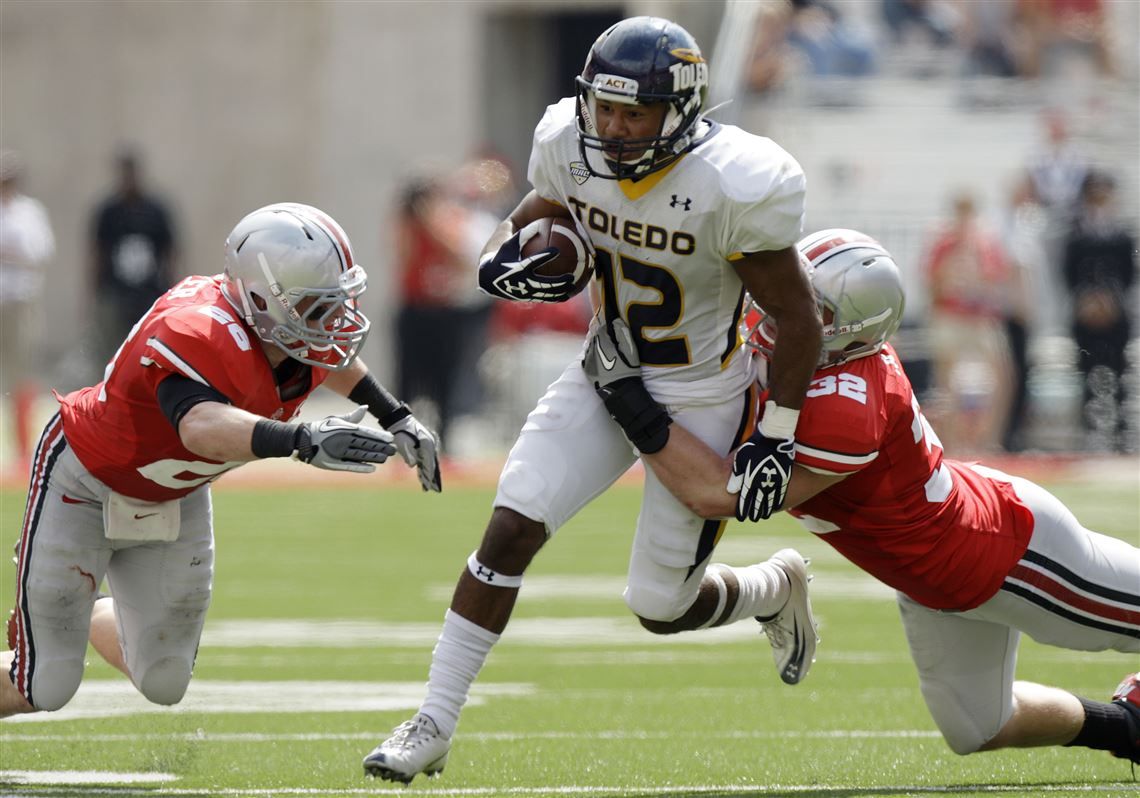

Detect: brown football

[521,217,594,298]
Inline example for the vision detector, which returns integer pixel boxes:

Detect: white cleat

[756,548,819,685]
[362,713,450,784]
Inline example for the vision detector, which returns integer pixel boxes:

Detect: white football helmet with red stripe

[222,203,370,370]
[745,228,905,368]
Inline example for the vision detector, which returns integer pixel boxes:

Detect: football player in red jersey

[584,229,1140,763]
[1,203,441,718]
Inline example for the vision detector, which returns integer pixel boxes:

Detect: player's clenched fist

[477,219,577,303]
[295,406,396,473]
[726,432,795,521]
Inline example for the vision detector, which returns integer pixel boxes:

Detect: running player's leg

[364,361,637,782]
[623,388,817,684]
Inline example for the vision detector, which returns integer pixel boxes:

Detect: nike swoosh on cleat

[788,618,802,681]
[134,512,159,520]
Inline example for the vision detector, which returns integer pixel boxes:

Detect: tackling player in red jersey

[2,203,442,719]
[584,228,1140,764]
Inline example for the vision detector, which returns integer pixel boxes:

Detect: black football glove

[726,432,795,521]
[477,219,576,303]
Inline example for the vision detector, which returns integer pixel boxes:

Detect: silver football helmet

[744,229,905,368]
[221,203,370,370]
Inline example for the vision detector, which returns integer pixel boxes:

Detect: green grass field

[1,475,1138,797]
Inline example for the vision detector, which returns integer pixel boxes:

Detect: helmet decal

[669,48,704,64]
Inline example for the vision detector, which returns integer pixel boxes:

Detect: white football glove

[388,414,442,492]
[295,406,396,474]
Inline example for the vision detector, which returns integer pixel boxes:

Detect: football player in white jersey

[364,17,824,783]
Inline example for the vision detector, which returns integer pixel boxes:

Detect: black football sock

[1065,697,1134,759]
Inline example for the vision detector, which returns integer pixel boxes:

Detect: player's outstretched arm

[177,400,395,473]
[581,319,841,519]
[644,424,845,520]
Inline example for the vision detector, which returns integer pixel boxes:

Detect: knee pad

[28,657,84,712]
[136,656,192,706]
[921,683,989,755]
[623,582,692,624]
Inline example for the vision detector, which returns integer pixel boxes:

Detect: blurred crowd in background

[0,0,1135,474]
[747,0,1119,90]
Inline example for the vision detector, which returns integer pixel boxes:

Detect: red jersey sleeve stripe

[146,336,211,386]
[795,441,878,468]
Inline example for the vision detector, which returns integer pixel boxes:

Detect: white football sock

[696,567,729,629]
[418,609,500,739]
[720,561,790,625]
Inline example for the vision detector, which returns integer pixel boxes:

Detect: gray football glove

[582,317,672,455]
[295,406,396,474]
[388,414,442,492]
[582,316,642,388]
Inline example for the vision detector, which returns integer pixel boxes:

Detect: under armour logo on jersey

[670,195,692,211]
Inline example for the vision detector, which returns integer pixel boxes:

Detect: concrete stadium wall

[2,0,707,389]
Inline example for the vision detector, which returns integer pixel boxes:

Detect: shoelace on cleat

[386,717,437,751]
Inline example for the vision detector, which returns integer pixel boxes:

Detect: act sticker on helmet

[593,74,639,102]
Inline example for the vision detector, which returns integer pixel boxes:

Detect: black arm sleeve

[348,372,410,428]
[156,374,232,430]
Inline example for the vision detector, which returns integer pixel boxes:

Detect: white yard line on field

[0,781,1132,796]
[1,729,946,744]
[1,680,532,724]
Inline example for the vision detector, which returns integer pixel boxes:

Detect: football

[521,217,594,298]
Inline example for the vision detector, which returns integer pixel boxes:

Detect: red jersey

[58,275,329,501]
[775,344,1034,610]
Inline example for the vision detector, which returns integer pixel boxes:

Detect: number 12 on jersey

[593,247,691,367]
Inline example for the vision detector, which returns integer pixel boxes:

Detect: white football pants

[494,360,757,622]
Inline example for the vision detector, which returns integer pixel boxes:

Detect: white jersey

[528,98,806,406]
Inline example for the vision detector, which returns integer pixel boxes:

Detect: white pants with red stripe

[898,465,1140,754]
[8,415,214,711]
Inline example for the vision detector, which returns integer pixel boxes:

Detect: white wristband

[467,552,524,589]
[758,401,800,440]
